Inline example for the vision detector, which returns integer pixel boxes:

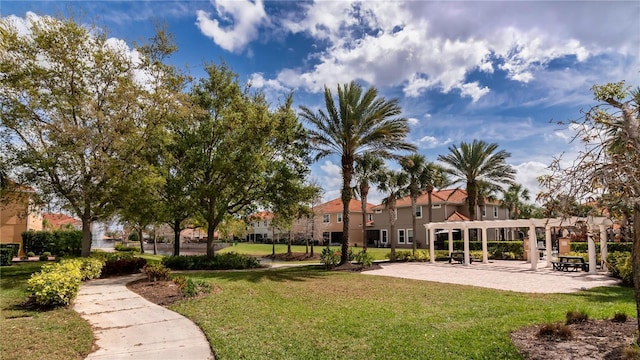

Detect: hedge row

[90,251,147,277]
[162,252,261,270]
[0,247,14,266]
[607,251,632,286]
[446,241,525,259]
[570,242,632,253]
[21,230,82,256]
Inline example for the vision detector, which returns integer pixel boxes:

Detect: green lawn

[171,267,635,360]
[0,262,93,360]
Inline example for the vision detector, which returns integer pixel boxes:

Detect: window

[407,229,414,244]
[337,213,342,223]
[493,207,498,218]
[432,204,441,209]
[415,206,422,218]
[482,205,486,217]
[264,220,268,226]
[367,214,373,221]
[381,229,388,244]
[323,214,330,223]
[322,232,330,244]
[398,229,405,243]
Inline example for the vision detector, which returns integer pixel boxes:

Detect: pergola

[424,217,614,273]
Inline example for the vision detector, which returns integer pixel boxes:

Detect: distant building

[0,185,43,255]
[246,211,274,242]
[43,213,82,230]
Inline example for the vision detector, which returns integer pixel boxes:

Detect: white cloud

[407,118,419,126]
[513,161,550,203]
[417,135,452,149]
[195,0,267,53]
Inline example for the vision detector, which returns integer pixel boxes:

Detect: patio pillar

[545,226,552,268]
[529,224,537,270]
[599,224,608,272]
[463,224,470,266]
[429,227,436,264]
[481,226,488,263]
[448,229,453,255]
[587,231,597,274]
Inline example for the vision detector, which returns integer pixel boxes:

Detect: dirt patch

[127,279,185,306]
[263,252,319,261]
[511,319,639,359]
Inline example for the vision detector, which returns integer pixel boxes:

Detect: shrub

[162,253,260,271]
[320,247,340,269]
[42,251,51,257]
[612,311,628,323]
[354,250,374,267]
[622,344,640,360]
[114,244,140,253]
[39,254,49,261]
[51,230,82,256]
[172,276,211,298]
[101,257,146,277]
[77,258,104,280]
[142,263,171,282]
[27,251,35,257]
[537,323,572,341]
[607,252,633,286]
[0,247,14,266]
[27,260,83,307]
[565,310,588,325]
[394,251,413,262]
[413,250,429,261]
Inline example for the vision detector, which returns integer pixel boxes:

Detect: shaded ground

[511,319,639,359]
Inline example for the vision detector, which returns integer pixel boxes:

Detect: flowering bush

[27,261,82,307]
[320,247,340,269]
[354,250,374,267]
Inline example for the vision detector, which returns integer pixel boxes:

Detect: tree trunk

[427,190,433,223]
[173,220,181,256]
[632,200,640,345]
[138,227,145,254]
[81,217,92,257]
[361,185,369,252]
[287,230,292,255]
[152,225,157,255]
[340,155,353,265]
[206,221,216,257]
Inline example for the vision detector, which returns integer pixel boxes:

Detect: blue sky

[2,1,639,204]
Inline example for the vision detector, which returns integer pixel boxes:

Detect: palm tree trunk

[340,155,353,265]
[389,197,397,261]
[467,181,477,221]
[632,200,640,345]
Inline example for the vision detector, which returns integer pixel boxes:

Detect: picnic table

[552,255,589,272]
[448,251,473,264]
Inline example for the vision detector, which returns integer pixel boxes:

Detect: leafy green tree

[354,153,384,250]
[438,140,515,221]
[187,64,310,257]
[376,169,408,261]
[300,81,415,264]
[400,153,448,253]
[537,81,640,341]
[0,15,176,256]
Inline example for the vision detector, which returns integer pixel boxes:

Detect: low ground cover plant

[565,309,589,325]
[537,323,573,340]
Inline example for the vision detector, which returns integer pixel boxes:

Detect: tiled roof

[446,211,470,221]
[249,211,274,220]
[43,213,81,227]
[372,188,470,210]
[315,198,375,213]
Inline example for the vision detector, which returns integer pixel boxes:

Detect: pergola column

[587,230,597,274]
[545,226,552,268]
[448,229,454,255]
[599,224,608,272]
[463,224,470,266]
[481,227,488,263]
[529,224,537,270]
[429,227,436,264]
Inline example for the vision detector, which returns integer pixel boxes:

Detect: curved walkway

[73,275,214,360]
[362,260,620,293]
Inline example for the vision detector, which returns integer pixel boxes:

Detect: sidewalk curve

[73,274,214,360]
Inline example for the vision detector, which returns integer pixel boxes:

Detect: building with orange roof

[369,188,510,249]
[246,199,375,246]
[43,213,82,230]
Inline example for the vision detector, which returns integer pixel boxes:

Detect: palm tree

[375,169,408,261]
[300,81,415,264]
[438,140,515,221]
[354,153,384,251]
[501,183,531,219]
[399,153,448,254]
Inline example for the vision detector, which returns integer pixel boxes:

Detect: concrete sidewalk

[363,260,620,293]
[73,275,214,360]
